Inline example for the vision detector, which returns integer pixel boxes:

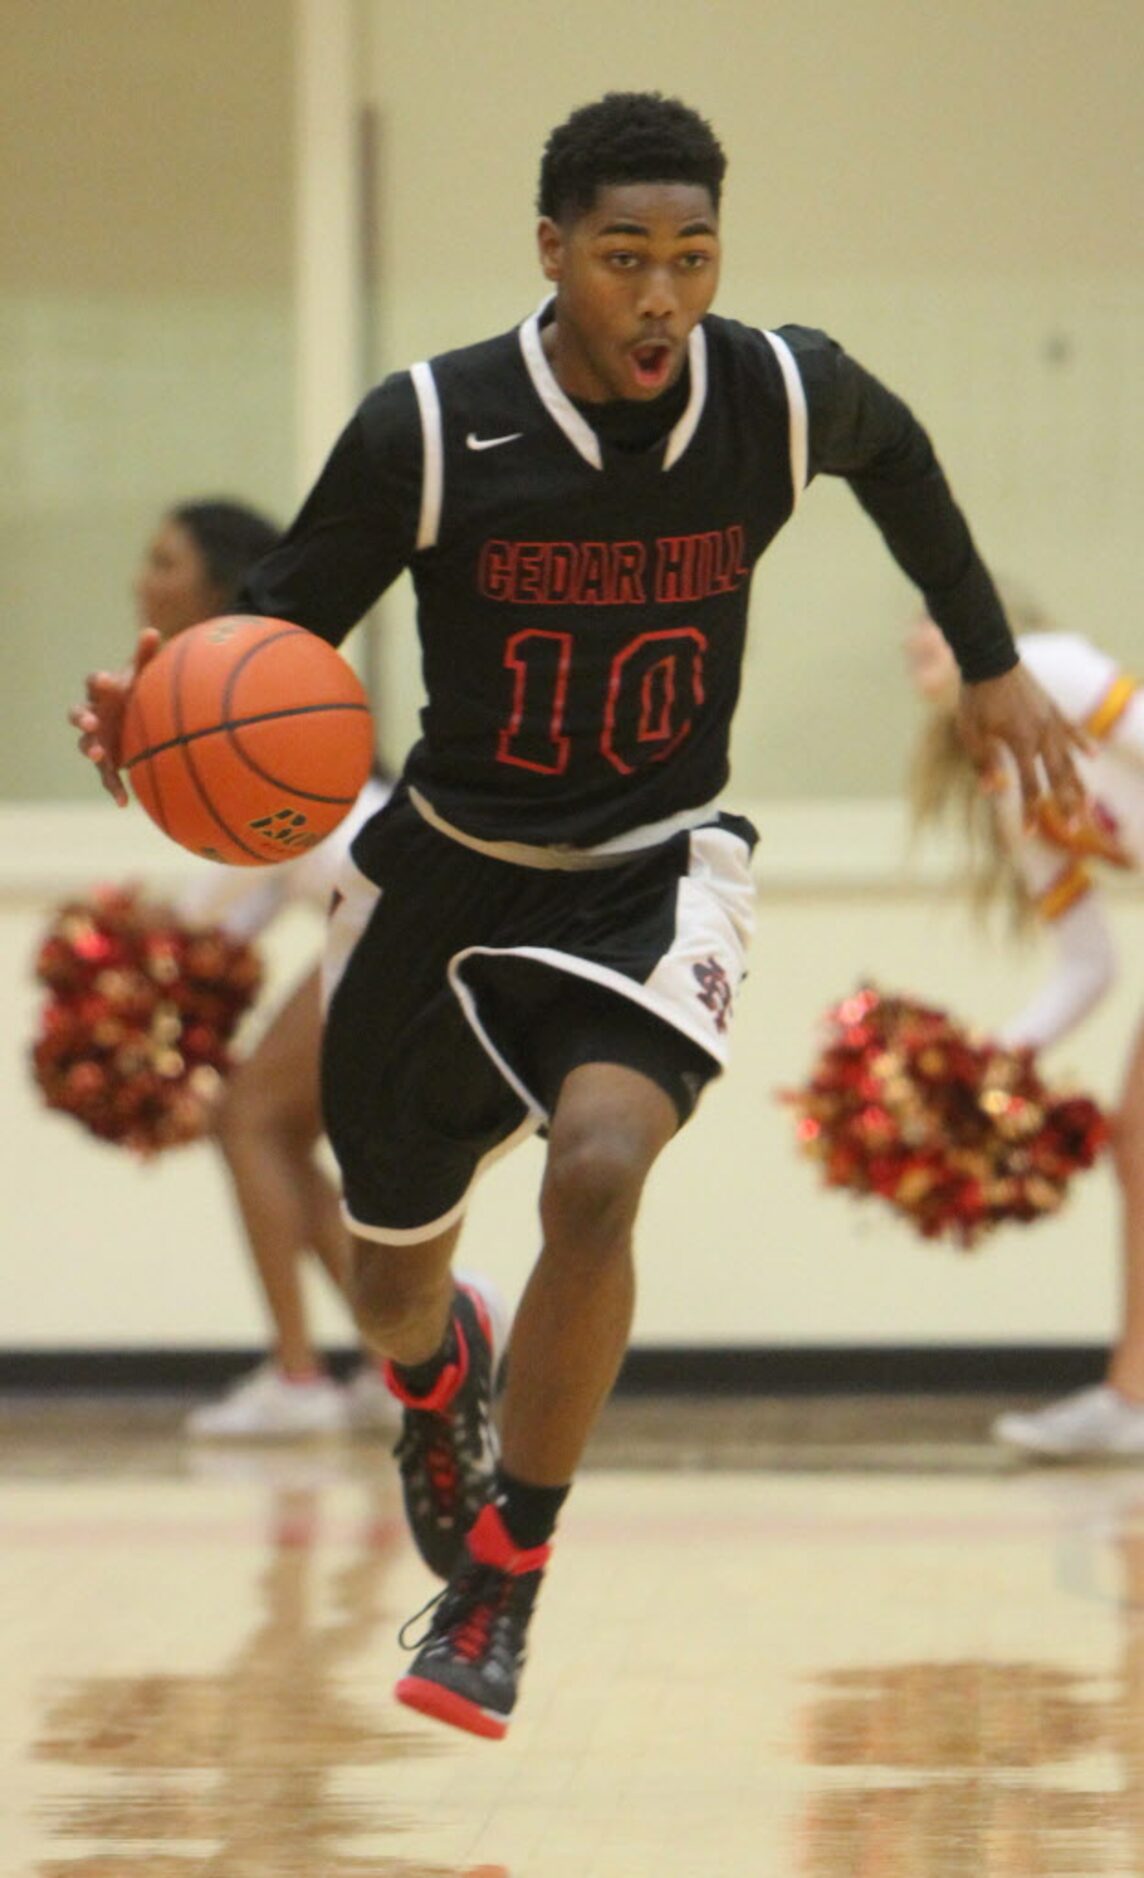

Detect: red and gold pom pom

[29,884,262,1156]
[781,984,1110,1247]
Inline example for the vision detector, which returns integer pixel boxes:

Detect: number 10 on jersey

[497,625,708,776]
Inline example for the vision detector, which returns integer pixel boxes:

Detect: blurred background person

[907,597,1144,1457]
[134,499,397,1440]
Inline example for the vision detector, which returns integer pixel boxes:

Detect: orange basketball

[120,615,374,865]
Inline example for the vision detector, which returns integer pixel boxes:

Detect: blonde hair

[907,582,1056,934]
[908,710,1032,931]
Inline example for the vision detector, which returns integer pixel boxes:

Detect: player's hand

[68,627,161,807]
[957,660,1088,825]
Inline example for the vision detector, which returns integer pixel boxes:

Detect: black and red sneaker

[385,1275,507,1580]
[395,1501,550,1740]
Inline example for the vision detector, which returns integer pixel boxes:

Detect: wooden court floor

[4,1396,1144,1876]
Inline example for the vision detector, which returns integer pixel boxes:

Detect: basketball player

[73,93,1087,1739]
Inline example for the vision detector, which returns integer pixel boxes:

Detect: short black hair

[170,499,280,603]
[537,92,726,223]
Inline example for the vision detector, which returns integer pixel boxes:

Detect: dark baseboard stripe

[617,1345,1107,1395]
[0,1345,1108,1396]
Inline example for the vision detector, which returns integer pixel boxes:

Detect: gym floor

[3,1394,1142,1876]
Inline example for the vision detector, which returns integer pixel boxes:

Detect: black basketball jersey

[240,306,1015,849]
[395,309,805,844]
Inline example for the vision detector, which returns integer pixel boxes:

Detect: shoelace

[397,1563,508,1660]
[396,1414,460,1512]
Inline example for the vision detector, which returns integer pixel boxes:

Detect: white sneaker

[993,1385,1144,1458]
[344,1361,403,1435]
[184,1363,348,1440]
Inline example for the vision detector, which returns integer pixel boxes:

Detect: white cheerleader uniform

[993,634,1143,1050]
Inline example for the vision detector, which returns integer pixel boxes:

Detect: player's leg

[396,1057,677,1739]
[349,1222,463,1367]
[323,838,528,1567]
[501,1058,678,1483]
[394,818,754,1736]
[348,1225,509,1578]
[187,968,346,1438]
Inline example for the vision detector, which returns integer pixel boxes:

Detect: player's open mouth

[629,341,674,391]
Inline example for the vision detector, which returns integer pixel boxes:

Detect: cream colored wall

[3,803,1137,1351]
[363,0,1144,797]
[0,0,296,801]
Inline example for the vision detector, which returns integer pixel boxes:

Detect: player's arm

[234,372,423,645]
[69,374,422,802]
[781,326,1086,819]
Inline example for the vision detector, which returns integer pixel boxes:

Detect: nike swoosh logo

[466,430,523,451]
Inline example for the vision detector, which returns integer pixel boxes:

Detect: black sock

[391,1318,458,1398]
[494,1466,570,1551]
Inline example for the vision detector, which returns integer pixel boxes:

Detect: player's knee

[540,1125,648,1258]
[348,1242,430,1342]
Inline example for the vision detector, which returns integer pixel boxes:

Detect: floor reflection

[31,1447,503,1877]
[795,1481,1144,1875]
[21,1422,1144,1875]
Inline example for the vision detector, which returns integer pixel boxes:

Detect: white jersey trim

[454,946,729,1077]
[519,301,603,469]
[410,359,444,549]
[408,784,724,869]
[448,815,757,1087]
[762,329,808,511]
[519,297,709,473]
[663,325,708,470]
[342,1114,539,1245]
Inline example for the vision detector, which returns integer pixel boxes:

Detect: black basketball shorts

[320,789,758,1244]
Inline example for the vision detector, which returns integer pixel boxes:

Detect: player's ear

[537,217,564,284]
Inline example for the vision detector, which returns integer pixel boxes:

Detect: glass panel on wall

[0,0,295,800]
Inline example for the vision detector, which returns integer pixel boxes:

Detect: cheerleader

[908,604,1144,1455]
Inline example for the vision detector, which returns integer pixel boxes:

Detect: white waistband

[407,787,723,871]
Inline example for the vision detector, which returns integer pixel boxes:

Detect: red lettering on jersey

[601,627,707,775]
[576,542,609,604]
[479,539,514,601]
[476,538,648,605]
[611,540,648,605]
[639,656,677,742]
[546,543,577,603]
[497,629,572,773]
[656,533,694,603]
[482,533,750,604]
[512,543,547,603]
[654,525,748,603]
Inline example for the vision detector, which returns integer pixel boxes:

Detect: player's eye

[604,250,640,269]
